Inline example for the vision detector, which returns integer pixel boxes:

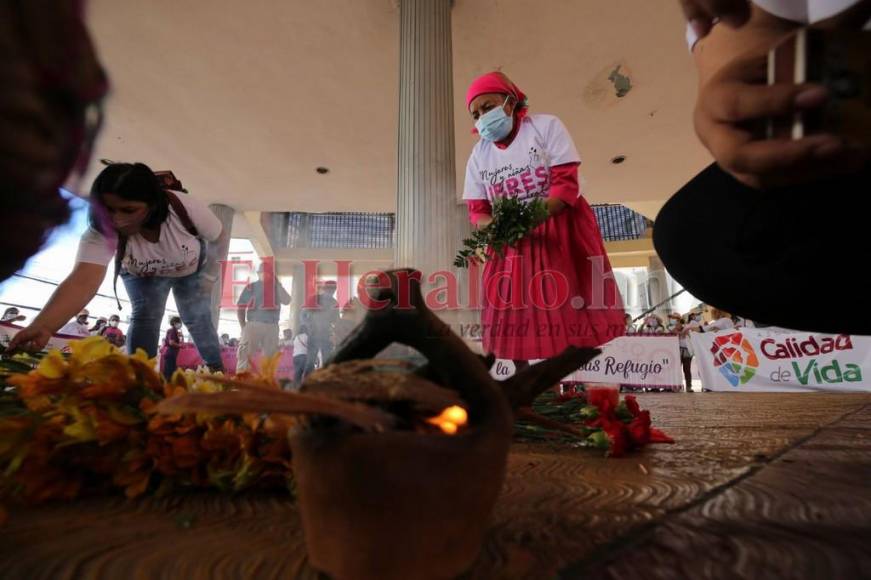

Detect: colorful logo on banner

[710,332,759,387]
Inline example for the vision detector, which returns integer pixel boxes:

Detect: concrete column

[395,0,464,276]
[396,0,474,333]
[208,203,234,329]
[647,255,670,316]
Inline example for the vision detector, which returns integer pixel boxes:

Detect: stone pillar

[647,255,670,316]
[396,0,459,275]
[208,203,234,329]
[396,0,472,330]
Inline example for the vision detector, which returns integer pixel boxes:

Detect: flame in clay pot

[426,405,468,435]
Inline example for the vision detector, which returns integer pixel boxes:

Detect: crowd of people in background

[140,277,355,385]
[2,307,26,324]
[3,274,355,387]
[624,308,753,337]
[3,306,129,348]
[623,306,754,392]
[10,289,763,395]
[11,297,765,394]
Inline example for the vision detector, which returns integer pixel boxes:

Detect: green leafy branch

[454,197,548,268]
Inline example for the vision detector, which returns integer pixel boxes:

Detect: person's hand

[198,268,219,295]
[544,197,567,217]
[694,51,870,189]
[7,324,53,352]
[475,215,493,229]
[680,0,752,40]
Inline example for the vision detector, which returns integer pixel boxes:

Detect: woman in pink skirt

[463,72,625,370]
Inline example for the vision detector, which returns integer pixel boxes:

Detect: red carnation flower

[626,410,651,446]
[602,421,630,457]
[586,387,619,415]
[624,395,641,417]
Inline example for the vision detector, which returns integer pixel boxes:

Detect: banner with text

[691,329,871,392]
[491,335,682,389]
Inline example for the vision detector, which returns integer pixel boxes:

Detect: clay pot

[291,421,508,580]
[292,270,512,579]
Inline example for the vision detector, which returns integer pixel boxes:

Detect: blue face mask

[475,96,513,142]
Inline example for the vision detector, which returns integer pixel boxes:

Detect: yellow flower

[190,377,222,394]
[68,336,116,366]
[60,404,98,444]
[259,352,282,385]
[25,396,53,413]
[105,405,144,426]
[77,356,137,398]
[36,350,67,379]
[131,348,155,366]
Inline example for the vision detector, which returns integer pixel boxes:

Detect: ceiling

[84,0,712,220]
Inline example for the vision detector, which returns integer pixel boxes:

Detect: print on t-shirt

[76,193,223,279]
[125,241,199,277]
[464,114,581,205]
[479,162,551,201]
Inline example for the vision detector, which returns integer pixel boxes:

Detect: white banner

[0,322,78,352]
[691,329,871,392]
[491,335,683,389]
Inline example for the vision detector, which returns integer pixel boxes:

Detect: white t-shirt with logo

[686,0,871,48]
[76,194,222,278]
[463,114,581,204]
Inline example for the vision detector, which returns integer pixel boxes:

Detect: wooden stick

[157,389,395,432]
[515,406,586,438]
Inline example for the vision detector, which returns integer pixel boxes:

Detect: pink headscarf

[465,71,529,121]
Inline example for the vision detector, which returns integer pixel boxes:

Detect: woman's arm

[467,200,493,228]
[9,262,107,351]
[180,196,226,282]
[545,162,580,217]
[545,198,566,217]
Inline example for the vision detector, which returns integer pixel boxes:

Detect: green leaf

[579,405,599,420]
[615,402,633,422]
[586,430,610,449]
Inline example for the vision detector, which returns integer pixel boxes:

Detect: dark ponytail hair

[88,162,169,235]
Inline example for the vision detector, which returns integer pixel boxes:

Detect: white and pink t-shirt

[76,193,222,278]
[463,114,581,204]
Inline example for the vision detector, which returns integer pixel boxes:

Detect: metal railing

[267,203,649,250]
[591,204,650,242]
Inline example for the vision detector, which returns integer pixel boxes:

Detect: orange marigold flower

[114,455,153,499]
[93,413,130,445]
[170,435,202,470]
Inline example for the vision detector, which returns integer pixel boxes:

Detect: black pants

[163,350,179,381]
[293,354,308,385]
[681,357,693,392]
[306,335,333,373]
